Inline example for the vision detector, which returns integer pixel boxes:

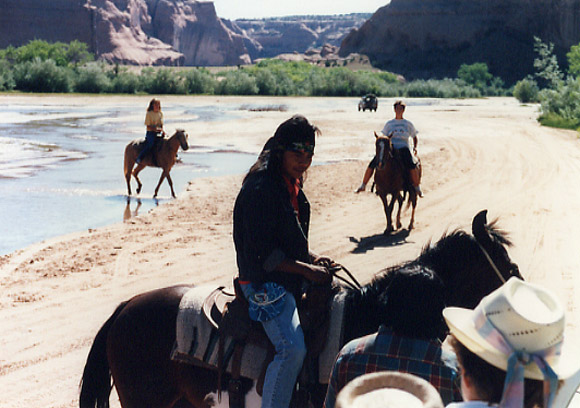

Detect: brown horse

[124,129,189,198]
[80,210,521,408]
[374,132,420,234]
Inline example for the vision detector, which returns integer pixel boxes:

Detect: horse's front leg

[395,192,403,230]
[166,173,176,198]
[408,192,417,230]
[379,193,394,234]
[132,165,145,195]
[125,167,133,196]
[153,171,168,198]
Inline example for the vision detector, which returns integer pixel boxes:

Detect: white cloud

[212,0,389,20]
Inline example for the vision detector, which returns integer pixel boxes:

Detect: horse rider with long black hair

[233,114,335,408]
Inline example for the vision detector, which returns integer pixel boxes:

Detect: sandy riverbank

[1,96,580,407]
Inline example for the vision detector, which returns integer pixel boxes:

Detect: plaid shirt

[324,325,462,408]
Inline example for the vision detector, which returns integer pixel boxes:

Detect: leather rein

[476,242,507,284]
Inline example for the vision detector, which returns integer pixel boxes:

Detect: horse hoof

[384,228,393,235]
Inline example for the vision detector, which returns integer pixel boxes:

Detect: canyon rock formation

[339,0,580,83]
[0,0,250,66]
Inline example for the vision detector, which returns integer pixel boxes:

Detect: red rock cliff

[0,0,250,66]
[339,0,580,83]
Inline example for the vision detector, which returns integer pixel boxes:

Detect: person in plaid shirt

[324,266,462,408]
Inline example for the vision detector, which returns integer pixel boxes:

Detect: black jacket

[233,170,310,297]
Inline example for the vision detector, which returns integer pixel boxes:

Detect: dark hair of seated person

[448,335,556,408]
[384,265,446,340]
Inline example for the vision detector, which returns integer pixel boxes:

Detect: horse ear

[472,209,490,244]
[374,131,379,139]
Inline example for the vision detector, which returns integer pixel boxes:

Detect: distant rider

[136,98,164,164]
[355,100,423,197]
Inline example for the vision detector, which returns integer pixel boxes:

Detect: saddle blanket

[171,285,347,384]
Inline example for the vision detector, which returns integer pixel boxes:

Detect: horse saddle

[202,286,234,330]
[138,135,164,167]
[172,282,342,402]
[202,285,267,345]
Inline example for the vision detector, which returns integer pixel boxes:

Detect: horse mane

[342,220,513,343]
[421,218,511,256]
[480,217,512,247]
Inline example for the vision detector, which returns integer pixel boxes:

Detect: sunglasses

[287,142,314,154]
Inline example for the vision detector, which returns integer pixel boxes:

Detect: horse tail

[123,144,132,177]
[79,301,128,408]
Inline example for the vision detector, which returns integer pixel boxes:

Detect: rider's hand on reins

[305,264,333,285]
[311,255,336,268]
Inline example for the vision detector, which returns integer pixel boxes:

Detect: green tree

[538,77,580,129]
[182,68,216,94]
[13,58,72,92]
[0,40,93,68]
[566,43,580,78]
[457,63,493,91]
[16,40,68,66]
[74,62,111,93]
[254,69,277,95]
[216,70,258,95]
[0,59,15,90]
[533,36,563,89]
[141,68,187,94]
[0,45,18,64]
[66,40,93,67]
[110,71,142,94]
[513,78,539,103]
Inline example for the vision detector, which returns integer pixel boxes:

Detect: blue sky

[212,0,389,20]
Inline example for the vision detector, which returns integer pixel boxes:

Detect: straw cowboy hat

[335,372,444,408]
[443,277,580,380]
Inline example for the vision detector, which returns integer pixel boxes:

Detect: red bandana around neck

[282,175,300,216]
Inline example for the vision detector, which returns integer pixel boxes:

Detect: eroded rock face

[339,0,580,83]
[0,0,94,52]
[88,0,184,65]
[145,0,250,65]
[0,0,250,66]
[233,14,371,59]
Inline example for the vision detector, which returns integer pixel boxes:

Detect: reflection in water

[123,197,142,221]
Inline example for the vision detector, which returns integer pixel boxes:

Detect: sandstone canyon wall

[339,0,580,83]
[233,15,370,59]
[0,0,250,66]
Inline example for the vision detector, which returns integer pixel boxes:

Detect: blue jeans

[241,285,306,408]
[136,131,157,163]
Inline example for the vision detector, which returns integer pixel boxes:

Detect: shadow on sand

[349,229,412,254]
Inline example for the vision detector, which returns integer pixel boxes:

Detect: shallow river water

[0,95,260,255]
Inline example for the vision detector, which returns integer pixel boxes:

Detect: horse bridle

[476,242,507,284]
[331,242,508,291]
[377,139,393,167]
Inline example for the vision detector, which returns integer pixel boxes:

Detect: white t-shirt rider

[381,118,418,151]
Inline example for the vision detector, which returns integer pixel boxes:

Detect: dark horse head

[342,209,522,343]
[174,129,189,151]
